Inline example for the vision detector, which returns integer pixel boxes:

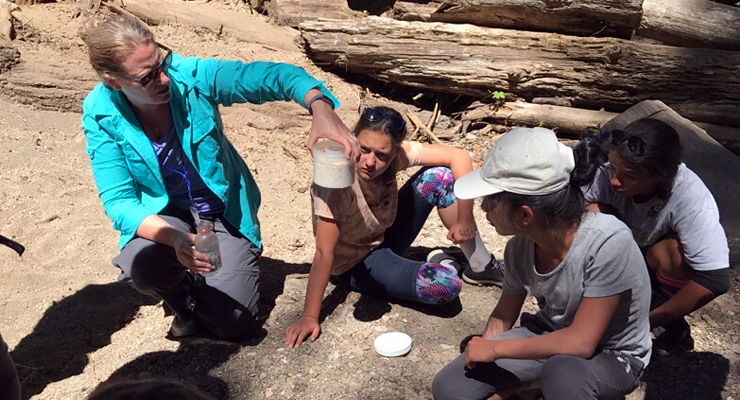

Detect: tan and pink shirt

[311,141,424,274]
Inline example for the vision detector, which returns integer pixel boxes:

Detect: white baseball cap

[454,127,575,199]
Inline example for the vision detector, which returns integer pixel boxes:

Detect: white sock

[459,232,492,273]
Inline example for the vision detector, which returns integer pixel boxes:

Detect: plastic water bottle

[194,220,222,277]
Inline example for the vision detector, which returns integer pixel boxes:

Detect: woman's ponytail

[570,137,602,188]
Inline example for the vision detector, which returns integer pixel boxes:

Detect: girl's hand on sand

[285,315,321,348]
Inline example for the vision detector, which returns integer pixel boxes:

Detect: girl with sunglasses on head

[82,15,360,341]
[584,118,730,353]
[433,127,652,400]
[285,105,502,348]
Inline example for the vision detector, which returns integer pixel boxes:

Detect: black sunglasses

[361,107,407,132]
[610,129,646,156]
[132,44,172,87]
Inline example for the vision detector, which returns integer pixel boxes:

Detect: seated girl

[285,106,501,348]
[584,118,730,352]
[433,127,652,400]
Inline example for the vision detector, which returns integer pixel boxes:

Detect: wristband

[306,93,334,115]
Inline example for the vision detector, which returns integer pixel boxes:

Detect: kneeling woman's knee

[414,262,461,304]
[413,166,456,208]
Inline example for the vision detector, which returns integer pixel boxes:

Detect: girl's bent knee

[541,355,591,398]
[415,262,461,304]
[413,166,456,209]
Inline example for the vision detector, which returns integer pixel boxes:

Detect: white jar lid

[373,331,412,357]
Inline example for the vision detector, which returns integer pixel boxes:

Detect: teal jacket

[82,55,339,249]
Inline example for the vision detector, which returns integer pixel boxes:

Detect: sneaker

[462,257,504,286]
[652,317,694,354]
[426,249,465,275]
[169,315,201,338]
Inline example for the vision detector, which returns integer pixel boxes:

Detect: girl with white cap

[432,127,652,400]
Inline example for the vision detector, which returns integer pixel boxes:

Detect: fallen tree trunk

[463,101,740,146]
[299,18,740,126]
[105,0,298,51]
[256,0,358,27]
[393,0,643,38]
[637,0,740,51]
[602,101,740,236]
[0,45,20,74]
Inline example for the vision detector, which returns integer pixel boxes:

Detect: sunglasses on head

[361,107,407,132]
[610,129,646,156]
[131,43,172,87]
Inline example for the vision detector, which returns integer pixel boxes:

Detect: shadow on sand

[10,282,159,400]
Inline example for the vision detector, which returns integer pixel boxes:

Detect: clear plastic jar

[313,140,355,189]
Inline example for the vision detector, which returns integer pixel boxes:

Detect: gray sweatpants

[432,325,644,400]
[113,209,261,341]
[0,333,20,400]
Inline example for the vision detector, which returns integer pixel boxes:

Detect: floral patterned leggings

[336,167,462,305]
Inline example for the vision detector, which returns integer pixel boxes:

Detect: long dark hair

[352,106,408,145]
[481,138,602,232]
[610,118,681,199]
[353,106,408,182]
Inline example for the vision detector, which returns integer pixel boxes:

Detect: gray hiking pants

[0,333,20,400]
[432,325,644,400]
[113,208,261,341]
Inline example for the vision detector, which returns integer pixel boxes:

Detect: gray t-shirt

[583,163,728,272]
[503,212,652,366]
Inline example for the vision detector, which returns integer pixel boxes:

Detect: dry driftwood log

[602,101,740,236]
[463,101,740,145]
[637,0,740,51]
[0,0,19,41]
[257,0,358,27]
[0,44,20,73]
[393,0,643,38]
[299,17,740,127]
[105,0,297,51]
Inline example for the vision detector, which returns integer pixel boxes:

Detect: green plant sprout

[490,91,506,101]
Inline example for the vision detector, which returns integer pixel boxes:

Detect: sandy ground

[0,2,738,400]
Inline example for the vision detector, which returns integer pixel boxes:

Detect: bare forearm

[489,327,593,360]
[483,316,511,339]
[135,214,183,248]
[302,249,334,319]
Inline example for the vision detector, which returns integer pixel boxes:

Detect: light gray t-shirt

[503,212,652,366]
[583,163,728,272]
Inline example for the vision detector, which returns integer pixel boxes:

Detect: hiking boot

[169,315,201,338]
[462,257,504,286]
[653,317,694,354]
[426,249,466,275]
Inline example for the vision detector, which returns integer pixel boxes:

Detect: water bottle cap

[196,220,214,233]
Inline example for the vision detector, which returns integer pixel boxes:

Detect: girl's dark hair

[87,378,217,400]
[610,118,681,199]
[352,106,408,145]
[481,137,602,232]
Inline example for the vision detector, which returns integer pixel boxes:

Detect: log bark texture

[0,47,99,113]
[602,101,740,236]
[637,0,740,51]
[299,18,740,126]
[0,45,20,74]
[109,0,298,51]
[257,0,358,27]
[463,101,740,145]
[394,0,643,38]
